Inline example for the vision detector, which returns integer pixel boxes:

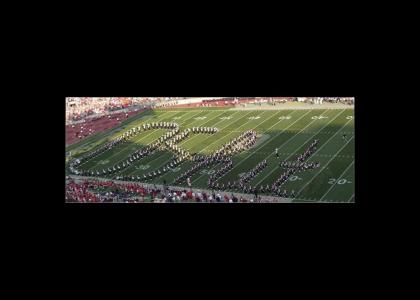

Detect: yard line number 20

[328,178,352,185]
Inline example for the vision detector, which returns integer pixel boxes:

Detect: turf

[66,107,355,203]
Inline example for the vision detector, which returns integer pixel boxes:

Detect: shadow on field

[232,120,354,165]
[68,111,355,190]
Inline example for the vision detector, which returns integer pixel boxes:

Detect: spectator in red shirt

[186,190,193,199]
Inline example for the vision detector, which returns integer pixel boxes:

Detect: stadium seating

[66,97,188,123]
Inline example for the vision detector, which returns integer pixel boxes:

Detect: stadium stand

[65,97,190,145]
[297,97,354,104]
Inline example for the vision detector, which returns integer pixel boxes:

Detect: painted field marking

[318,160,355,202]
[135,165,151,170]
[200,169,216,175]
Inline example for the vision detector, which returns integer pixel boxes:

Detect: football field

[66,106,355,203]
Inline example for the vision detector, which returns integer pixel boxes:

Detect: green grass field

[66,106,355,203]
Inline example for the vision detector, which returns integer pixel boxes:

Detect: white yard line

[347,194,355,203]
[223,130,354,135]
[295,135,354,198]
[191,110,281,183]
[215,109,314,181]
[239,151,354,159]
[254,109,346,186]
[153,109,232,113]
[318,160,355,202]
[288,198,352,203]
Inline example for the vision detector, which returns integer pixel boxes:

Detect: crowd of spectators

[65,177,272,203]
[201,97,297,107]
[66,97,354,124]
[66,97,187,123]
[65,179,148,203]
[298,97,354,105]
[200,97,354,107]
